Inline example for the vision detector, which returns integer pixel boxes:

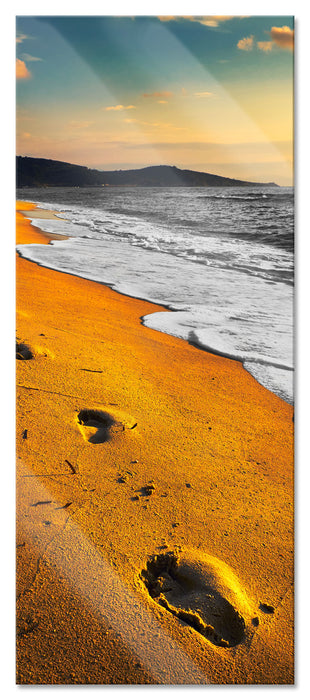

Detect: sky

[16,14,294,185]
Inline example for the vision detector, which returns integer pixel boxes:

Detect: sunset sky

[16,15,294,185]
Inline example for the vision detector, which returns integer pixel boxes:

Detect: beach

[16,202,294,684]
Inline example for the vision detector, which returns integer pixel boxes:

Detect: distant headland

[16,156,278,189]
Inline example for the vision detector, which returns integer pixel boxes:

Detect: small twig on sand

[55,501,73,510]
[65,459,77,474]
[31,500,52,507]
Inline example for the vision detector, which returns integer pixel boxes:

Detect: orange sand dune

[16,202,294,684]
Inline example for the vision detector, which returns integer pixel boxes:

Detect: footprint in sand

[77,409,123,444]
[141,550,253,648]
[16,342,33,361]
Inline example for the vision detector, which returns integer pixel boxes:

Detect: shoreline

[17,201,293,405]
[16,202,294,684]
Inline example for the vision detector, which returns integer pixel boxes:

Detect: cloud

[270,26,294,51]
[195,16,236,28]
[142,91,172,99]
[238,26,294,54]
[16,59,31,80]
[123,118,185,130]
[158,16,237,28]
[21,53,42,62]
[104,105,136,111]
[157,16,176,22]
[237,35,254,51]
[69,121,93,129]
[157,100,168,104]
[123,118,161,127]
[194,91,214,97]
[16,33,29,44]
[257,41,273,52]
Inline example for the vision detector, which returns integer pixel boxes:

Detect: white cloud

[257,41,273,53]
[21,53,42,62]
[16,33,29,44]
[238,27,294,54]
[237,36,254,51]
[104,105,136,111]
[158,16,240,28]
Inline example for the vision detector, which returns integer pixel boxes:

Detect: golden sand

[16,202,294,684]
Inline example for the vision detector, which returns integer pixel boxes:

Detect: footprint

[16,342,33,361]
[139,482,156,497]
[259,602,275,614]
[141,550,252,648]
[77,409,123,444]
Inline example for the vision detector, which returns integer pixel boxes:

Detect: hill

[16,156,277,188]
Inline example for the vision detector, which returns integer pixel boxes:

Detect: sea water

[16,186,294,404]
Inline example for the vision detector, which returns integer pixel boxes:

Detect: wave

[198,189,293,203]
[199,194,270,201]
[24,200,294,287]
[16,194,294,405]
[188,329,293,371]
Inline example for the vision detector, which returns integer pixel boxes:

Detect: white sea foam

[17,187,294,403]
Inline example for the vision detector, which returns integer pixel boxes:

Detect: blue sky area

[16,15,294,184]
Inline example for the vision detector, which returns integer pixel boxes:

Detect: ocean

[16,185,294,404]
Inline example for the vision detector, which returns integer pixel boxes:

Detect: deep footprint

[16,342,33,361]
[141,551,249,648]
[77,409,122,444]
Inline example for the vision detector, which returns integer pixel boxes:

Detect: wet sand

[16,201,294,684]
